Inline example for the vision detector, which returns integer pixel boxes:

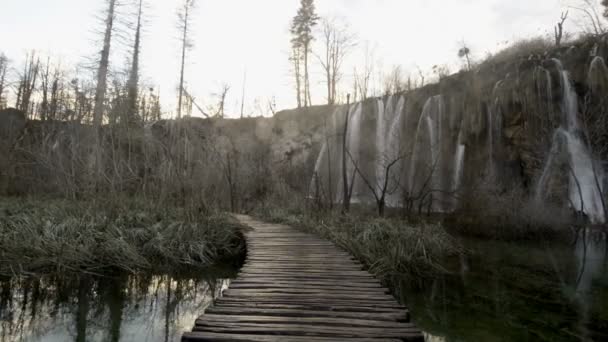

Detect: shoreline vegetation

[0,196,246,278]
[254,207,464,288]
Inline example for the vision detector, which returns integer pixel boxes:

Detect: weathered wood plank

[183,331,403,342]
[195,314,411,328]
[203,307,409,322]
[192,323,423,339]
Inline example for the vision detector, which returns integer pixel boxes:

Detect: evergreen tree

[290,0,319,107]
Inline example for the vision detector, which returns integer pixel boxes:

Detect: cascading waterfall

[309,106,343,200]
[453,134,466,192]
[536,60,605,223]
[374,95,406,206]
[408,95,444,209]
[375,97,387,189]
[347,103,363,200]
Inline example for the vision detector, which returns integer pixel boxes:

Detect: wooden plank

[212,303,409,314]
[215,298,406,309]
[192,323,423,339]
[228,283,389,293]
[223,291,395,301]
[203,307,409,322]
[195,314,412,329]
[183,331,403,341]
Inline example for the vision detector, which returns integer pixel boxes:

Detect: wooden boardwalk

[182,215,424,341]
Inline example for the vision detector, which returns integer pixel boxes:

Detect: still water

[0,273,231,342]
[1,231,607,342]
[402,229,608,342]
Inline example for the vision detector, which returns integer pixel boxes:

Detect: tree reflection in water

[0,273,230,342]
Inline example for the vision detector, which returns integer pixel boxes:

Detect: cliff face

[2,35,608,220]
[291,35,608,221]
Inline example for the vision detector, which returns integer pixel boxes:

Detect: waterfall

[345,102,363,201]
[309,106,343,200]
[375,97,387,190]
[374,95,406,206]
[588,56,608,94]
[453,144,465,192]
[386,96,406,161]
[536,61,605,223]
[408,95,443,204]
[565,132,605,223]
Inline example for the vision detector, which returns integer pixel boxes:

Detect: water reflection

[401,229,608,342]
[0,274,229,342]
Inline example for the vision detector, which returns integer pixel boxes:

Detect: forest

[1,0,608,341]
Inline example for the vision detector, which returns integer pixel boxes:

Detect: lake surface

[401,229,608,342]
[0,272,232,342]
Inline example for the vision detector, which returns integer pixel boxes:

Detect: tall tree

[93,0,117,129]
[289,46,303,108]
[176,0,196,119]
[603,0,608,17]
[318,18,355,105]
[290,0,319,107]
[127,0,144,125]
[0,54,8,109]
[16,52,40,115]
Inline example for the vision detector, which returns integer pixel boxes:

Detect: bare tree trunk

[304,43,311,107]
[292,47,302,108]
[93,0,116,128]
[177,3,190,119]
[325,117,333,210]
[127,0,144,125]
[0,55,7,109]
[240,70,246,118]
[342,94,350,213]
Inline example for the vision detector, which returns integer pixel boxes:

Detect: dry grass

[0,196,245,277]
[257,208,462,288]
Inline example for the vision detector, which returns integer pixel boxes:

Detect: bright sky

[0,0,583,118]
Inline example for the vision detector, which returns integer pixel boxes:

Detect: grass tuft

[0,197,245,277]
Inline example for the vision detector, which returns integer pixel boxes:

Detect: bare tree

[317,17,356,105]
[383,65,406,96]
[416,66,425,88]
[353,42,375,102]
[0,54,8,109]
[290,46,303,108]
[127,0,144,125]
[15,52,40,115]
[177,0,196,118]
[570,0,607,35]
[240,69,246,118]
[555,11,569,47]
[214,83,230,118]
[39,58,62,121]
[93,0,117,129]
[351,153,403,217]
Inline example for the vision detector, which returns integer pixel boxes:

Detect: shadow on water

[398,229,608,342]
[0,267,236,342]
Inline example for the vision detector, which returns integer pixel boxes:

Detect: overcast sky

[0,0,586,117]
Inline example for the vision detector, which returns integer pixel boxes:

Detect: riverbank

[0,197,246,277]
[255,208,463,288]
